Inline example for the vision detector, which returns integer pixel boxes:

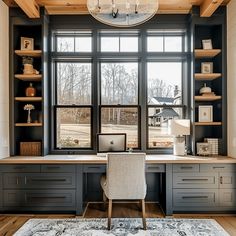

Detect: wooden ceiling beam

[200,0,224,17]
[14,0,40,18]
[45,5,88,15]
[2,0,17,7]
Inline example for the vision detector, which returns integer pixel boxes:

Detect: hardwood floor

[0,203,236,235]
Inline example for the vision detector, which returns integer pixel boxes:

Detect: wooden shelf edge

[15,123,43,127]
[195,73,222,80]
[15,50,42,57]
[195,122,222,126]
[194,49,221,58]
[195,96,222,101]
[15,97,42,101]
[15,74,42,81]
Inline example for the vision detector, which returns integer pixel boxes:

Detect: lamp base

[173,136,185,156]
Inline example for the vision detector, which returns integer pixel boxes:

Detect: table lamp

[168,119,190,156]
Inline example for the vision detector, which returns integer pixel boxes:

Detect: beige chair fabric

[101,153,147,200]
[100,153,147,230]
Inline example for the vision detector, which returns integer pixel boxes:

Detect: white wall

[0,2,9,158]
[227,1,236,157]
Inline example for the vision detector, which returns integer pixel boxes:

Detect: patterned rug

[14,218,229,236]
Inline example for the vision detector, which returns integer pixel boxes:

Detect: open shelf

[15,97,42,102]
[195,73,221,80]
[15,74,42,81]
[195,122,222,126]
[195,49,221,58]
[15,123,42,127]
[195,95,222,101]
[15,50,42,57]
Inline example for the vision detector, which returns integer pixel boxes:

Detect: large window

[52,28,186,153]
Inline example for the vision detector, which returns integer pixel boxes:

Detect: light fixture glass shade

[168,119,190,136]
[87,0,159,27]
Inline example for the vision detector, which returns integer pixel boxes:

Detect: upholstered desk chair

[100,153,147,230]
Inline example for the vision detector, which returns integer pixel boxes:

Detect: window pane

[101,63,138,105]
[120,37,138,52]
[57,37,74,52]
[148,107,183,148]
[164,37,182,52]
[101,107,138,148]
[57,63,91,105]
[147,37,164,52]
[147,62,182,105]
[101,37,119,52]
[56,108,91,148]
[75,37,92,52]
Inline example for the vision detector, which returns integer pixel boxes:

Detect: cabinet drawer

[83,165,106,173]
[173,173,218,188]
[3,190,76,207]
[146,164,165,173]
[3,173,76,189]
[219,173,236,189]
[200,164,236,172]
[41,165,75,173]
[1,165,40,172]
[173,189,218,207]
[173,164,199,172]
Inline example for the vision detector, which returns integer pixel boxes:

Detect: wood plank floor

[0,203,236,235]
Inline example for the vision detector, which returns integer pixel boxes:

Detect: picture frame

[202,39,213,50]
[201,62,213,74]
[21,37,34,50]
[197,142,211,156]
[199,105,213,122]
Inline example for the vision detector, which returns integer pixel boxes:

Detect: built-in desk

[0,155,236,215]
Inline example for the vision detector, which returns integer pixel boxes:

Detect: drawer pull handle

[182,179,208,181]
[148,167,160,169]
[46,167,61,169]
[182,196,208,199]
[31,179,67,182]
[213,167,225,169]
[14,166,25,170]
[87,167,102,169]
[28,196,66,199]
[181,167,193,169]
[16,177,19,185]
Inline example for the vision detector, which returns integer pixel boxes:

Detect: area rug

[14,218,229,236]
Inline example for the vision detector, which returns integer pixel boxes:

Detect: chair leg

[108,199,112,230]
[102,191,107,211]
[141,199,146,230]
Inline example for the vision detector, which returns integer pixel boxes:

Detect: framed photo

[202,39,213,50]
[21,37,34,50]
[197,142,211,156]
[199,105,213,122]
[201,62,213,74]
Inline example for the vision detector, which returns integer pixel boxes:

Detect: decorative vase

[26,83,36,97]
[27,110,32,123]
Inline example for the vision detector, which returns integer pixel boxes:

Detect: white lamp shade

[168,119,190,136]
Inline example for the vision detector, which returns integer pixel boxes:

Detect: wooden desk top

[0,155,236,164]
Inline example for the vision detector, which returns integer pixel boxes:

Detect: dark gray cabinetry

[173,164,236,212]
[0,164,78,212]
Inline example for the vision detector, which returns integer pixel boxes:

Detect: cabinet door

[173,189,218,208]
[41,165,76,173]
[3,173,76,189]
[146,164,165,173]
[219,172,236,189]
[2,165,40,172]
[173,173,218,188]
[219,189,236,207]
[173,164,199,172]
[200,164,236,172]
[83,165,106,173]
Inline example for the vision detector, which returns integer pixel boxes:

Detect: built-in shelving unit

[191,9,226,156]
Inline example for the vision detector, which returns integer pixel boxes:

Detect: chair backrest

[106,153,146,200]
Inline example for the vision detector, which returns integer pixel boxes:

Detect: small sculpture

[199,83,212,94]
[24,104,35,123]
[22,57,39,75]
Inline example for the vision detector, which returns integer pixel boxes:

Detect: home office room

[0,0,236,235]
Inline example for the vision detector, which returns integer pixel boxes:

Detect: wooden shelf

[195,95,222,101]
[15,50,42,57]
[195,122,222,126]
[15,97,42,102]
[195,49,221,58]
[15,123,42,127]
[15,74,42,81]
[195,73,221,80]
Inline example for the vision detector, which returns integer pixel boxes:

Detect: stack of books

[204,138,219,155]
